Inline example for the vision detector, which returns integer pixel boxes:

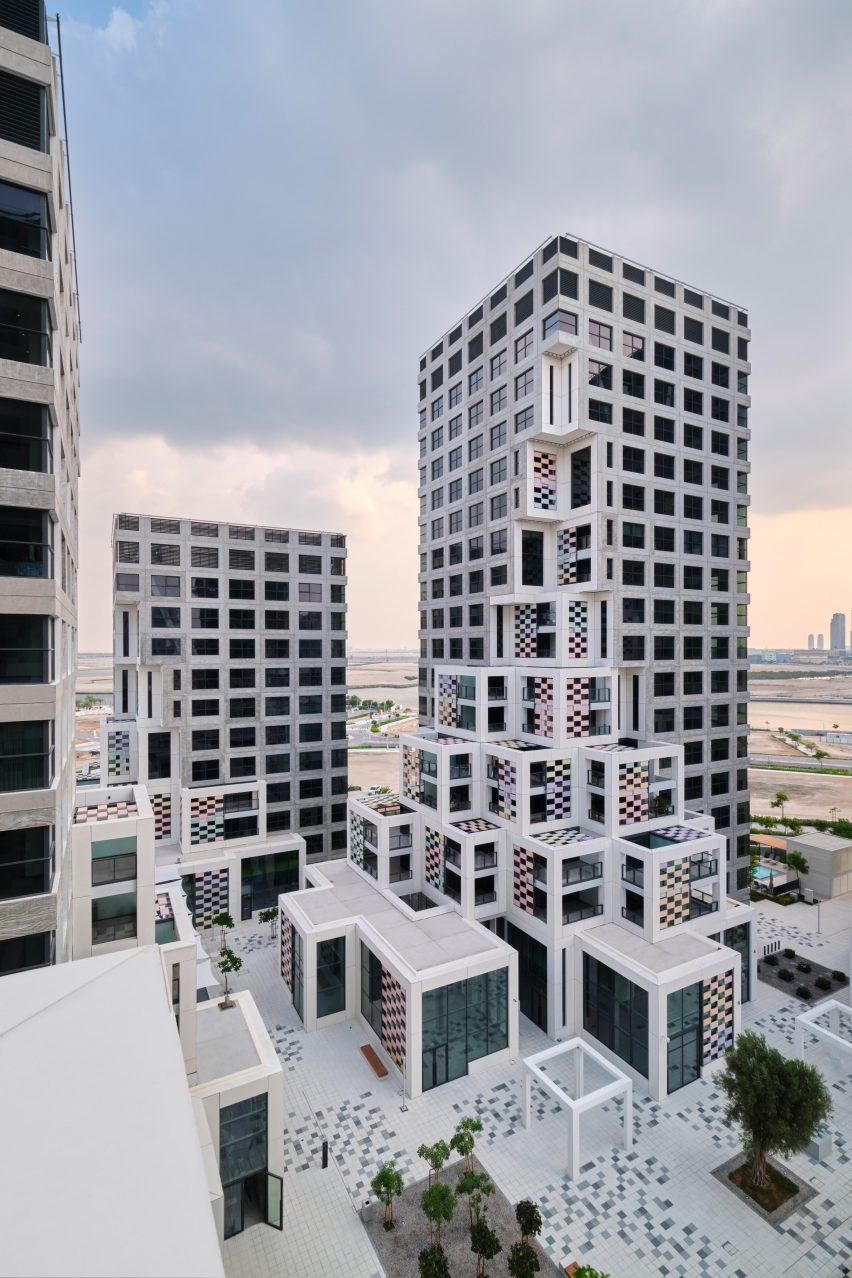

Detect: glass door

[267,1173,283,1230]
[666,983,702,1093]
[422,1044,448,1092]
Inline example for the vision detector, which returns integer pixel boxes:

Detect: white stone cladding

[0,11,81,975]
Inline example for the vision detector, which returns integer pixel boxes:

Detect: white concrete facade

[0,5,81,977]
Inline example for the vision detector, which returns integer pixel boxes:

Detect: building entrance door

[422,1044,448,1092]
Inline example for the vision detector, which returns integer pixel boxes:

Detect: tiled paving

[221,897,852,1278]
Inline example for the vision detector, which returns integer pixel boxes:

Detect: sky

[61,0,852,652]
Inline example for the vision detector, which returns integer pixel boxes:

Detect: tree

[573,1268,611,1278]
[718,1031,831,1188]
[515,1200,542,1245]
[418,1140,451,1186]
[421,1183,455,1250]
[786,849,809,876]
[211,909,235,954]
[784,818,804,837]
[507,1241,540,1278]
[370,1160,404,1231]
[347,695,361,709]
[370,721,380,734]
[457,1170,493,1227]
[770,791,789,823]
[418,1247,450,1278]
[814,749,828,761]
[258,906,278,939]
[471,1216,502,1278]
[217,947,242,1009]
[450,1116,483,1174]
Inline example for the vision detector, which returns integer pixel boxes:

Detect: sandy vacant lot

[347,749,400,792]
[749,767,852,820]
[750,673,852,702]
[347,660,418,689]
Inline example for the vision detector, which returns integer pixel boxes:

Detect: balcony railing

[449,795,471,812]
[586,770,606,789]
[487,688,507,701]
[444,881,461,904]
[0,429,51,473]
[564,900,603,924]
[475,890,497,906]
[689,891,718,917]
[388,866,412,883]
[533,903,547,922]
[544,310,578,338]
[487,720,506,733]
[589,723,611,736]
[689,856,718,881]
[388,835,412,851]
[621,865,644,888]
[562,860,602,886]
[0,647,52,684]
[533,863,547,886]
[0,322,51,366]
[0,212,50,260]
[444,847,461,868]
[91,854,137,887]
[587,807,605,824]
[589,688,610,703]
[449,765,471,780]
[621,904,644,927]
[92,915,137,945]
[474,850,497,871]
[0,540,52,579]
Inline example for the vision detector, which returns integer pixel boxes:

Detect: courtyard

[217,898,852,1278]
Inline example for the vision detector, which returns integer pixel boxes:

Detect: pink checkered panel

[281,916,293,990]
[618,762,649,825]
[567,600,589,659]
[514,604,537,658]
[512,844,535,913]
[532,450,557,510]
[381,968,406,1068]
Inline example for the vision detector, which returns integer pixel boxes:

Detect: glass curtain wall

[316,935,345,1017]
[666,982,702,1092]
[360,941,383,1036]
[421,968,508,1092]
[582,953,649,1076]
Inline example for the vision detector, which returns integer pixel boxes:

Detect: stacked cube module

[278,233,756,1103]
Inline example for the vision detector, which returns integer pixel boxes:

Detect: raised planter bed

[758,950,847,1002]
[711,1153,816,1224]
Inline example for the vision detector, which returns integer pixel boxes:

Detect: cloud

[58,0,852,646]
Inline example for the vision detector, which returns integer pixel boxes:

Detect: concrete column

[623,1082,633,1152]
[569,1107,580,1180]
[575,1043,584,1097]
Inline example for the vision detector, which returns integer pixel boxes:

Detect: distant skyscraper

[817,634,825,650]
[807,634,814,649]
[830,613,846,651]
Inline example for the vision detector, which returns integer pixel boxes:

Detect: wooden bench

[360,1044,389,1077]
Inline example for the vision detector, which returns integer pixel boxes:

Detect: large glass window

[0,929,53,975]
[666,982,702,1092]
[0,719,52,791]
[0,399,49,472]
[220,1093,268,1190]
[0,288,50,364]
[91,891,137,944]
[421,967,508,1091]
[292,928,304,1020]
[0,614,50,683]
[240,849,298,919]
[724,923,751,1003]
[505,922,548,1029]
[91,835,137,886]
[583,953,649,1077]
[147,731,171,780]
[360,942,383,1037]
[316,936,346,1017]
[0,824,53,899]
[0,504,50,579]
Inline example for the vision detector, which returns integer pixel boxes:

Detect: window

[622,560,644,586]
[490,493,507,519]
[468,468,483,494]
[622,521,645,549]
[623,332,644,360]
[623,446,644,474]
[588,279,613,311]
[684,494,703,520]
[684,459,703,485]
[711,396,730,422]
[623,483,644,511]
[490,386,507,414]
[654,452,674,480]
[515,330,533,361]
[588,320,612,350]
[654,379,674,406]
[684,352,703,380]
[655,599,675,624]
[654,526,675,552]
[515,406,534,433]
[623,370,645,398]
[0,826,53,901]
[684,316,704,344]
[684,424,704,450]
[588,399,612,424]
[152,606,180,628]
[654,415,674,443]
[588,360,612,389]
[655,563,675,588]
[654,305,675,334]
[515,368,534,399]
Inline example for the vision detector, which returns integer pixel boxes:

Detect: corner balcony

[542,310,579,358]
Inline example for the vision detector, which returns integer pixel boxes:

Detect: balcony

[449,793,471,812]
[91,854,137,887]
[444,878,461,904]
[474,849,497,871]
[589,723,612,736]
[475,889,497,906]
[689,889,718,918]
[388,865,412,883]
[449,763,471,780]
[487,718,507,734]
[564,898,603,925]
[0,539,52,579]
[587,804,605,824]
[388,834,412,851]
[542,310,579,357]
[689,854,718,881]
[589,688,610,703]
[487,685,507,701]
[621,864,645,888]
[586,769,606,790]
[444,845,461,869]
[92,915,137,945]
[621,904,644,927]
[562,859,602,886]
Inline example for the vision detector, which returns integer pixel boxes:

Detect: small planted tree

[421,1182,455,1250]
[573,1268,611,1278]
[786,849,809,877]
[418,1140,451,1187]
[507,1241,540,1278]
[418,1247,450,1278]
[515,1199,542,1245]
[457,1169,493,1227]
[770,791,789,823]
[211,909,235,954]
[217,947,242,1009]
[370,1160,404,1231]
[471,1215,501,1277]
[718,1031,831,1189]
[258,906,278,939]
[450,1116,483,1174]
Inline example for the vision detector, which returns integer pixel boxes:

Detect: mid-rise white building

[100,512,347,932]
[0,1,81,977]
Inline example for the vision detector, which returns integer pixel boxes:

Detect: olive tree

[370,1160,404,1231]
[718,1031,831,1188]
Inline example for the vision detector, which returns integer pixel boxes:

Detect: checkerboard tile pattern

[452,818,499,832]
[654,824,706,842]
[402,745,420,800]
[566,676,591,738]
[545,759,572,820]
[491,739,540,751]
[74,800,138,824]
[618,762,649,825]
[702,970,734,1061]
[533,827,594,846]
[424,826,443,891]
[106,729,130,779]
[280,914,293,991]
[155,892,174,922]
[349,812,364,868]
[490,758,517,821]
[532,450,557,510]
[514,603,537,658]
[512,843,535,912]
[380,968,406,1068]
[186,867,229,930]
[529,676,554,737]
[659,856,691,929]
[556,526,577,586]
[566,599,588,659]
[149,792,172,840]
[438,673,458,727]
[189,793,224,844]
